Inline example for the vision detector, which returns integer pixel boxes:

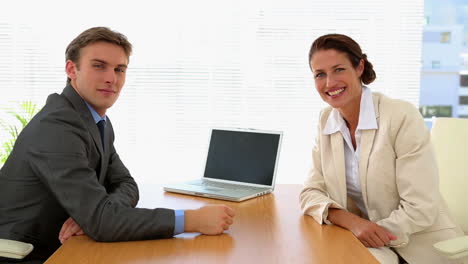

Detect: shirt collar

[323,86,377,135]
[357,86,378,130]
[322,107,347,135]
[84,101,107,124]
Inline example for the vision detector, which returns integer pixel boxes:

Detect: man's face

[66,41,128,116]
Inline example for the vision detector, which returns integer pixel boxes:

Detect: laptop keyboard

[194,180,267,192]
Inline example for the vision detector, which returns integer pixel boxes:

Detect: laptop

[164,128,283,202]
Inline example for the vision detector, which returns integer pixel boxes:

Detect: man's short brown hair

[65,27,132,85]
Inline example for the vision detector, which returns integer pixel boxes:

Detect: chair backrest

[431,117,468,234]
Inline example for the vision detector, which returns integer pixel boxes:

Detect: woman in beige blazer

[300,34,463,264]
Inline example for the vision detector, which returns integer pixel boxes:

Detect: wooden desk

[45,184,378,264]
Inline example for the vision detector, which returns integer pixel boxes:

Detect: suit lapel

[331,132,347,207]
[62,85,106,180]
[99,120,112,184]
[86,117,105,158]
[358,129,376,205]
[97,122,107,183]
[358,94,380,210]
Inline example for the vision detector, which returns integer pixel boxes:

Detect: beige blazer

[300,92,463,263]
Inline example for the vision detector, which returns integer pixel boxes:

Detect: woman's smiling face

[310,49,364,111]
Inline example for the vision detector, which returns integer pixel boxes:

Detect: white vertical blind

[0,0,423,184]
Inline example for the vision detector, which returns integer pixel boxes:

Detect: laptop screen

[203,129,281,186]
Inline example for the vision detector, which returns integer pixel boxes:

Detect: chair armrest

[433,236,468,259]
[0,239,34,259]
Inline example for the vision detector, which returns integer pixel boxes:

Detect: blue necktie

[96,120,106,149]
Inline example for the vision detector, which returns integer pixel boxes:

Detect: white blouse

[322,86,378,218]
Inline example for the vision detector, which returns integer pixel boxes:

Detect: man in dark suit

[0,27,235,263]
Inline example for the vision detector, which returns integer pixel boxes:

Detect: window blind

[0,0,423,184]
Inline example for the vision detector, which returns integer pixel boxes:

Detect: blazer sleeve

[27,108,175,242]
[300,111,345,224]
[376,102,440,246]
[104,136,139,208]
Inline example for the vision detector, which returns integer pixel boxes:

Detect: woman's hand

[347,216,397,248]
[327,208,397,248]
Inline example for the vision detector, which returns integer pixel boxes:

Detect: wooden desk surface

[45,184,378,264]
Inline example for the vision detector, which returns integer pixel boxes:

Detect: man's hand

[59,217,84,244]
[184,205,235,235]
[327,208,397,248]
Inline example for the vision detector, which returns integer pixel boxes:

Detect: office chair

[431,117,468,263]
[0,238,34,259]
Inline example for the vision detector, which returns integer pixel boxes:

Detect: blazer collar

[61,85,105,157]
[372,92,380,120]
[330,132,347,206]
[358,92,381,212]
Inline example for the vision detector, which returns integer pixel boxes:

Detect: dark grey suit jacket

[0,85,175,260]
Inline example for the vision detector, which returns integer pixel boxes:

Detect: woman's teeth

[327,88,344,96]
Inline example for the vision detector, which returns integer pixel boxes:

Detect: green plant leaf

[0,101,41,165]
[11,113,28,128]
[21,101,38,121]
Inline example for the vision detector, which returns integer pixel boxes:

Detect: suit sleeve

[376,102,440,246]
[105,139,139,208]
[27,108,175,242]
[300,111,345,224]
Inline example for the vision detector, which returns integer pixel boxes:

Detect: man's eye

[336,68,345,72]
[115,68,126,73]
[93,64,104,69]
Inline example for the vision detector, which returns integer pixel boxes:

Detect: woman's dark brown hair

[309,34,376,85]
